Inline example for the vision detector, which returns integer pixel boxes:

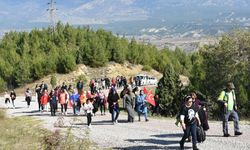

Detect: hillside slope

[14,62,162,94]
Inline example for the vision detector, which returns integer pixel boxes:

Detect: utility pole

[47,0,57,34]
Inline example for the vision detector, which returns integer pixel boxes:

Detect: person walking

[10,90,16,109]
[108,87,120,124]
[218,82,243,137]
[152,86,160,116]
[136,90,149,122]
[35,84,42,111]
[71,89,80,115]
[49,89,57,116]
[25,88,32,108]
[97,88,106,115]
[40,89,49,112]
[77,80,84,94]
[124,87,135,122]
[59,88,68,115]
[179,95,200,150]
[83,99,94,128]
[191,91,209,131]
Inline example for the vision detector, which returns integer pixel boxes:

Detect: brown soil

[14,62,163,94]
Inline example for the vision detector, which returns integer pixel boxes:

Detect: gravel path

[1,96,250,150]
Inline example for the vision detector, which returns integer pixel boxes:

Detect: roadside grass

[0,109,97,150]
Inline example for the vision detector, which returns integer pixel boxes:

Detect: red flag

[146,90,156,106]
[143,86,148,94]
[68,100,73,108]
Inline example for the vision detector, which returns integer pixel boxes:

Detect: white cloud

[0,11,9,15]
[120,0,136,5]
[73,0,105,12]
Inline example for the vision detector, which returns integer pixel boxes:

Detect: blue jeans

[180,122,197,147]
[223,110,240,134]
[138,107,148,120]
[111,108,120,122]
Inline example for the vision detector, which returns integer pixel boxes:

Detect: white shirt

[83,103,94,113]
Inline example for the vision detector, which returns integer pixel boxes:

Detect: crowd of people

[18,77,155,127]
[3,79,243,150]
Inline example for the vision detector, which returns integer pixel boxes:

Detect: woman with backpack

[179,95,201,150]
[191,91,209,131]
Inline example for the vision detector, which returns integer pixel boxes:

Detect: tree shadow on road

[123,132,193,150]
[206,134,223,137]
[151,133,183,138]
[113,145,190,150]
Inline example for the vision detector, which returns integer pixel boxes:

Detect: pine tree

[157,64,182,116]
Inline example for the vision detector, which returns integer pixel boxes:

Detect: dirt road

[1,96,250,150]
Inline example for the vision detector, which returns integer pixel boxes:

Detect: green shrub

[142,65,152,71]
[77,74,87,85]
[50,74,57,88]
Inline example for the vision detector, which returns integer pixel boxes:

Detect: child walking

[83,99,94,128]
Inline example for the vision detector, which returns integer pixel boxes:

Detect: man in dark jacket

[108,87,120,124]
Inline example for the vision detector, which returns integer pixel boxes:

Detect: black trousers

[61,104,67,113]
[87,113,92,126]
[26,97,31,106]
[180,122,197,147]
[5,98,10,104]
[50,103,57,116]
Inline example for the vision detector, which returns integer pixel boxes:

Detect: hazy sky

[0,0,150,29]
[0,0,249,35]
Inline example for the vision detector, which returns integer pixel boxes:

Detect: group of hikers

[3,79,243,150]
[177,82,243,150]
[27,78,155,127]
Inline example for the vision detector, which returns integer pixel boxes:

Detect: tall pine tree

[157,64,182,116]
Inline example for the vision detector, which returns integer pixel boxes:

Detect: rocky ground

[1,96,250,150]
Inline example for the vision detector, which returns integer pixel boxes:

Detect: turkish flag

[146,90,156,106]
[143,86,148,94]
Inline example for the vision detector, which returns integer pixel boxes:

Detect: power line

[47,0,57,33]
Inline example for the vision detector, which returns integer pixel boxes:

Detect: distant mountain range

[90,0,250,38]
[1,0,250,40]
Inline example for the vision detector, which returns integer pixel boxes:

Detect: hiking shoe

[179,141,184,149]
[187,136,191,142]
[235,131,242,136]
[193,146,199,150]
[224,133,231,137]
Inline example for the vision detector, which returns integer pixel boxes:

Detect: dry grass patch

[0,109,97,150]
